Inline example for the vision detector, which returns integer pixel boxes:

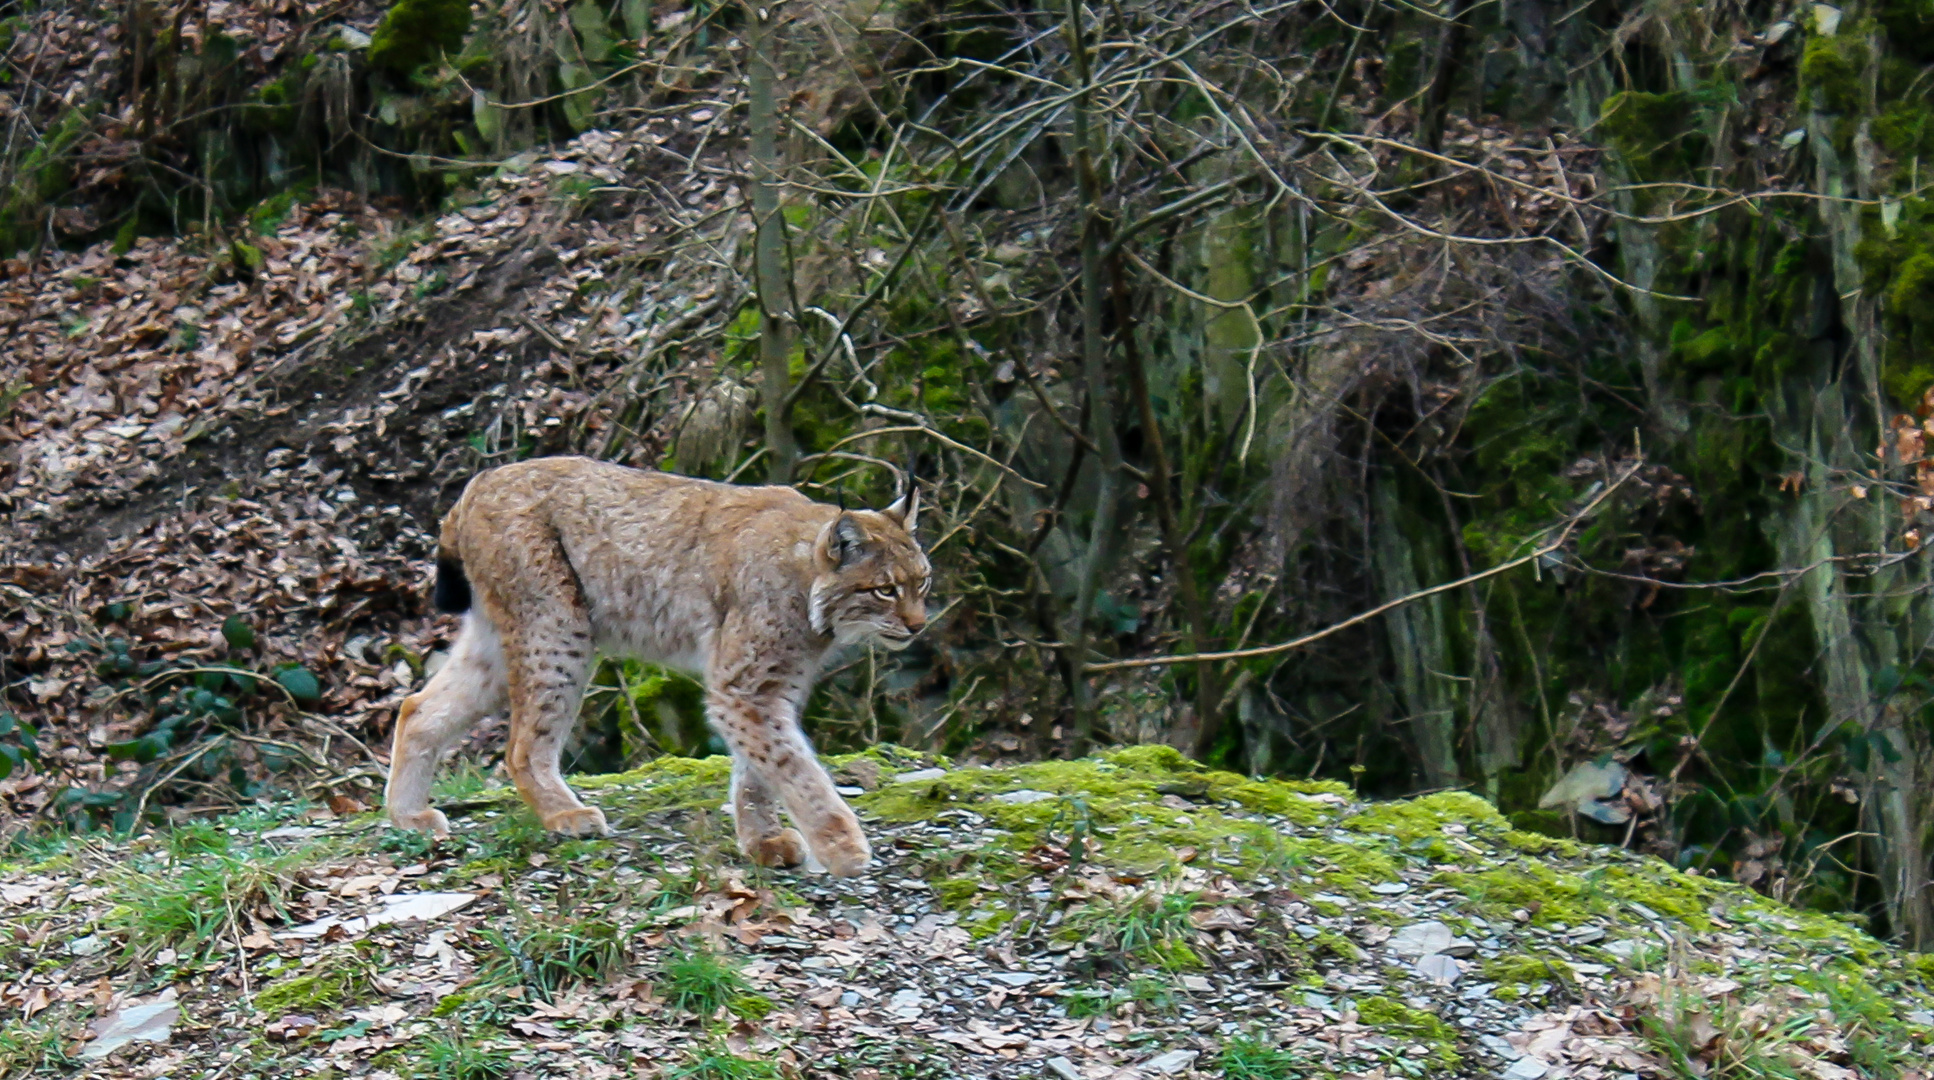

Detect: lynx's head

[809,490,932,650]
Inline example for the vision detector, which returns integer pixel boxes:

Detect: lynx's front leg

[730,756,806,869]
[708,633,868,876]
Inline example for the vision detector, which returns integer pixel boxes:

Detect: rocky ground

[3,744,1931,1079]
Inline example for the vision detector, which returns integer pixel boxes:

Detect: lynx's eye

[871,587,898,601]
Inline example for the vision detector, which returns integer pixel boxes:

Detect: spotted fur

[382,456,930,876]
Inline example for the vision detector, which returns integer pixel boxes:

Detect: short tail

[434,556,472,614]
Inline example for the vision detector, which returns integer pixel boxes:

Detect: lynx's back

[439,457,838,672]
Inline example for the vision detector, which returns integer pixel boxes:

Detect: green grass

[0,1019,74,1075]
[476,904,626,1002]
[666,1047,785,1080]
[405,1031,514,1080]
[1217,1032,1305,1079]
[108,840,315,954]
[1066,888,1203,970]
[1061,975,1175,1018]
[657,943,770,1018]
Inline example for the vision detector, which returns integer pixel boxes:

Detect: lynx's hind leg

[730,755,806,868]
[488,545,606,838]
[385,613,508,835]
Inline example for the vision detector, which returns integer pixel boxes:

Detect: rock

[890,768,946,784]
[1415,953,1464,985]
[278,891,478,940]
[1500,1057,1550,1080]
[1142,1049,1199,1075]
[1371,881,1410,895]
[988,971,1039,986]
[1389,921,1455,957]
[993,789,1057,804]
[68,933,107,957]
[1180,975,1212,992]
[84,989,179,1060]
[834,758,883,790]
[1566,926,1607,945]
[1478,1033,1523,1060]
[1046,1058,1083,1080]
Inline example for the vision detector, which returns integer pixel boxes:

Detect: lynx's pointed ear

[882,486,919,533]
[815,512,871,569]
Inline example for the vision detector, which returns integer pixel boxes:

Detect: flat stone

[988,972,1039,986]
[1046,1058,1083,1080]
[890,768,947,784]
[1566,926,1606,944]
[83,989,179,1060]
[1370,882,1410,895]
[1414,953,1463,986]
[1500,1057,1550,1080]
[1180,975,1212,992]
[1388,921,1455,958]
[1142,1049,1200,1075]
[992,789,1057,804]
[278,892,478,940]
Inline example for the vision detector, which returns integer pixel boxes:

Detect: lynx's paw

[742,828,807,869]
[390,808,451,837]
[541,806,609,837]
[810,817,872,878]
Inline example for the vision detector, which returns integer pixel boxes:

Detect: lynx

[382,456,931,877]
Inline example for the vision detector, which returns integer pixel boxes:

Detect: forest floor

[3,744,1932,1080]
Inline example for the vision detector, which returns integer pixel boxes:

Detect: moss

[1346,791,1506,838]
[1447,862,1596,927]
[1354,996,1460,1068]
[1674,326,1744,373]
[1800,32,1870,115]
[1482,953,1576,1001]
[255,947,375,1013]
[1597,90,1708,181]
[367,0,473,75]
[1875,101,1934,159]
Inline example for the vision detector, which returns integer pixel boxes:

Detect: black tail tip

[433,557,472,614]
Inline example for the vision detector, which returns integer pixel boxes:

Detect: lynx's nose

[901,601,927,633]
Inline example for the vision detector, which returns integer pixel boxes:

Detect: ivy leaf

[0,746,16,779]
[276,665,323,705]
[222,615,256,651]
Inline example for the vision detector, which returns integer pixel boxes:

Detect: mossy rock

[368,0,473,75]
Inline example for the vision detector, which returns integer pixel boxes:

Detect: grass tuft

[657,942,769,1018]
[109,840,314,955]
[476,903,626,1002]
[1217,1031,1305,1079]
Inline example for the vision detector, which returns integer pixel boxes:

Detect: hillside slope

[3,747,1930,1079]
